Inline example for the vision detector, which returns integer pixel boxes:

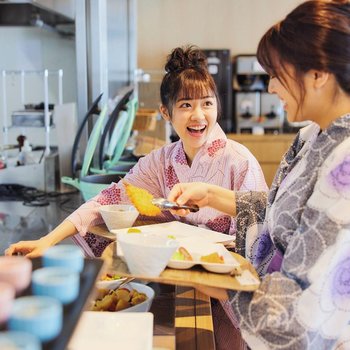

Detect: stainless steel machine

[233,55,285,134]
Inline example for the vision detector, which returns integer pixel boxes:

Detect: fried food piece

[131,292,147,305]
[115,288,131,302]
[200,252,224,264]
[115,299,130,311]
[124,182,161,216]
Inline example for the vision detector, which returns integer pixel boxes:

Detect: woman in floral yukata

[168,1,350,349]
[6,45,267,349]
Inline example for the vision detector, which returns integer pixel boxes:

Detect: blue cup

[32,267,80,305]
[8,296,62,342]
[42,245,84,273]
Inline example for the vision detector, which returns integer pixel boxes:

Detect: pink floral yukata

[67,123,267,257]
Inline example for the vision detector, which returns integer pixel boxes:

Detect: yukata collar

[174,123,227,165]
[317,113,350,138]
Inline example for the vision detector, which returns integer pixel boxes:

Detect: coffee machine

[233,55,284,134]
[203,49,233,133]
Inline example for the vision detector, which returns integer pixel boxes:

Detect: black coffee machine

[233,55,284,134]
[203,49,233,133]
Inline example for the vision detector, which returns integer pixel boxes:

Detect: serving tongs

[151,198,199,212]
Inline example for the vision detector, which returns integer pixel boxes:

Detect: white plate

[167,242,240,274]
[111,221,235,244]
[95,276,128,290]
[68,311,153,350]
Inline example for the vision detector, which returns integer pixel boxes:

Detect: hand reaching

[5,239,51,258]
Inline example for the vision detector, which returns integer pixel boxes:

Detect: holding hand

[168,183,237,217]
[168,182,211,216]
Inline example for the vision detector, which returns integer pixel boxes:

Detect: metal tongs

[151,198,199,212]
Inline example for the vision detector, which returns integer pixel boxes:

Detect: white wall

[137,0,303,70]
[0,27,76,146]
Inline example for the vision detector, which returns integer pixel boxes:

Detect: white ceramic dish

[167,242,240,274]
[117,233,178,277]
[99,204,139,231]
[111,221,235,245]
[95,276,128,290]
[68,311,154,350]
[93,281,155,313]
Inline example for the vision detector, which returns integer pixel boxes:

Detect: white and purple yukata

[230,114,350,350]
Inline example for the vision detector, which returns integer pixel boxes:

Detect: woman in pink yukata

[6,46,267,349]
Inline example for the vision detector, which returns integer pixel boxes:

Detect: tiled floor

[0,192,83,255]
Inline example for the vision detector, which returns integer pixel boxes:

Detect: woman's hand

[5,220,78,258]
[168,182,237,217]
[167,182,211,216]
[5,238,52,258]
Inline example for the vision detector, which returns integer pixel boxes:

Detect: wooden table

[93,223,215,350]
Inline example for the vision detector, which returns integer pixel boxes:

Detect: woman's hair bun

[165,45,208,73]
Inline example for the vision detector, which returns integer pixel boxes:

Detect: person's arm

[168,182,237,216]
[5,220,77,258]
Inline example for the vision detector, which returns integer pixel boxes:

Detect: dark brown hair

[160,45,221,117]
[257,0,350,105]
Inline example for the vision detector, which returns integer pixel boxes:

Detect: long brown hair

[160,45,221,118]
[257,0,350,106]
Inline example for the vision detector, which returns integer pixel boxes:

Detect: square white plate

[68,311,154,350]
[167,241,240,274]
[111,221,235,244]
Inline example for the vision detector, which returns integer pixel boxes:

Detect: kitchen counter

[0,190,83,255]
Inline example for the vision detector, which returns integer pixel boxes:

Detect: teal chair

[90,93,138,175]
[61,92,138,201]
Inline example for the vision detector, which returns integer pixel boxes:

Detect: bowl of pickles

[91,282,154,313]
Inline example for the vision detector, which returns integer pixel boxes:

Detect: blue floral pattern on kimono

[230,114,350,350]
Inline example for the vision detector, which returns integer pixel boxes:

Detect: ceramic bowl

[99,204,139,231]
[93,282,155,313]
[0,331,41,350]
[8,296,63,342]
[0,256,32,294]
[117,233,179,277]
[32,267,80,305]
[119,282,155,312]
[42,245,84,273]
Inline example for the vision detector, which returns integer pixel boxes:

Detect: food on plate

[171,247,193,261]
[200,252,224,264]
[100,273,123,281]
[127,228,142,233]
[92,287,148,311]
[124,182,161,216]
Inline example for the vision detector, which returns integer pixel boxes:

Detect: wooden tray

[102,242,260,292]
